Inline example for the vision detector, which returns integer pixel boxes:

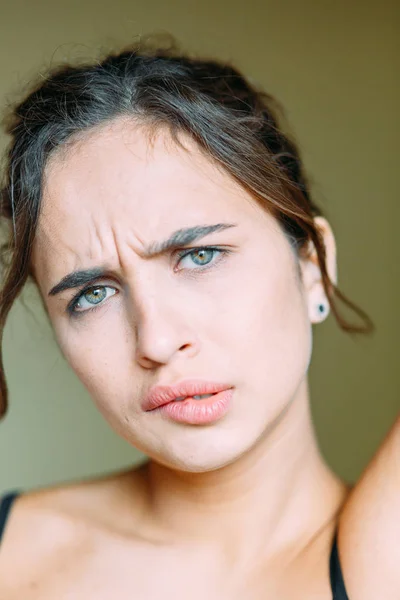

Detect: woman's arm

[338,414,400,600]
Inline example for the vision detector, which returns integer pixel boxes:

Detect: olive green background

[0,0,398,494]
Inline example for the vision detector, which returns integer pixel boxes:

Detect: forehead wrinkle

[87,211,116,263]
[63,214,125,280]
[82,213,147,277]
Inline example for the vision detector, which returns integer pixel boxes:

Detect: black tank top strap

[0,491,21,543]
[330,530,350,599]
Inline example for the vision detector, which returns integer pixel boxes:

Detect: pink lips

[141,380,234,425]
[142,379,232,411]
[159,389,234,424]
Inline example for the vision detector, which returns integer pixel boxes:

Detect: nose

[133,293,200,369]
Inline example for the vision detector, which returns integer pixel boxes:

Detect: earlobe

[313,301,329,324]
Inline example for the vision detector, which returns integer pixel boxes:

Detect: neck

[139,381,347,562]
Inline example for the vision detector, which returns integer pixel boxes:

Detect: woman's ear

[299,216,337,324]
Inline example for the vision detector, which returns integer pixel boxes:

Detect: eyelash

[67,246,231,317]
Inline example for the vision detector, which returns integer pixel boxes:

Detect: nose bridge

[129,268,198,366]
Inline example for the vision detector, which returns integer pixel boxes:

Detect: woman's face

[32,119,329,472]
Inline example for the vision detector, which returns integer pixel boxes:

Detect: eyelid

[174,245,224,259]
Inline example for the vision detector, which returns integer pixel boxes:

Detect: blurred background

[0,0,398,494]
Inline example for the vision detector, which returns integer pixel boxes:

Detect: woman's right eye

[68,285,117,316]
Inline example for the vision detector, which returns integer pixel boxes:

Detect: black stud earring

[318,303,326,315]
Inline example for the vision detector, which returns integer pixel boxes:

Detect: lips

[141,379,233,412]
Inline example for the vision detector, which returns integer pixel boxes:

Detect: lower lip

[156,389,234,425]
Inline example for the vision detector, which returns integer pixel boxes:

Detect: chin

[143,430,253,474]
[153,453,240,474]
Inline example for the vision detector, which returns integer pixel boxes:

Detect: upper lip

[141,379,232,411]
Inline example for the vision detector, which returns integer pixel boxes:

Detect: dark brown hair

[0,35,373,419]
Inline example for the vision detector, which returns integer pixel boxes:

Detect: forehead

[32,119,273,280]
[41,119,257,223]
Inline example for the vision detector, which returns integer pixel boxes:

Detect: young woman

[0,37,398,599]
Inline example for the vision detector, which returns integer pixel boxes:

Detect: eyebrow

[48,223,237,297]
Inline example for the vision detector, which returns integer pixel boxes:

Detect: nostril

[179,343,190,351]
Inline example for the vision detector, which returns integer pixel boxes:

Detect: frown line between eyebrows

[47,222,238,297]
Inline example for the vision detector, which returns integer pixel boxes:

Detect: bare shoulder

[0,464,147,594]
[338,415,400,600]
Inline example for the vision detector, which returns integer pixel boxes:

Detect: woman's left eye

[175,247,226,270]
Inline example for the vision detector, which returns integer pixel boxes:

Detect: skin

[0,118,397,599]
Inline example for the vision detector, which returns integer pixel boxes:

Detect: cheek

[220,254,312,398]
[52,310,134,412]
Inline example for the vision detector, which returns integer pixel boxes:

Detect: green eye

[83,287,107,304]
[186,248,215,266]
[68,285,117,315]
[176,246,226,269]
